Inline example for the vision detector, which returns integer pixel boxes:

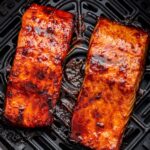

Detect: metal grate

[0,0,150,150]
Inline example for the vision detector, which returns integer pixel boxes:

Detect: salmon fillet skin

[4,4,74,127]
[71,18,149,150]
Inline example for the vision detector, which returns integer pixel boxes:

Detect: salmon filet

[4,4,74,127]
[71,18,149,150]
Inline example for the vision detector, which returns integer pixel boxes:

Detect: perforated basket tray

[0,0,150,150]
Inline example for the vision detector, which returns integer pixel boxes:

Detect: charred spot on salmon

[92,109,101,119]
[22,48,28,56]
[43,9,53,15]
[89,93,102,102]
[118,47,124,51]
[49,38,54,43]
[86,74,93,81]
[47,27,54,34]
[95,92,102,99]
[26,40,33,47]
[36,70,45,80]
[89,97,95,103]
[130,43,134,49]
[18,107,24,123]
[138,43,142,48]
[107,79,115,89]
[47,97,52,110]
[37,90,46,95]
[76,132,81,137]
[24,82,37,91]
[52,19,58,25]
[92,64,108,73]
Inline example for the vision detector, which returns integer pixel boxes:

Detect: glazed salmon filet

[4,4,74,127]
[71,18,149,150]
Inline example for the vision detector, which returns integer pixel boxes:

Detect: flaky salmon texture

[4,4,74,127]
[71,18,149,150]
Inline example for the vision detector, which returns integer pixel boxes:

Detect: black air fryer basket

[0,0,150,150]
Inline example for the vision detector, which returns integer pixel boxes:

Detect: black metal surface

[0,0,150,150]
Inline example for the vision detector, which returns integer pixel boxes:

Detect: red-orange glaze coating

[71,18,149,150]
[4,4,74,127]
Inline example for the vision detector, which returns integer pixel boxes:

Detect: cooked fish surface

[71,18,149,150]
[4,4,74,127]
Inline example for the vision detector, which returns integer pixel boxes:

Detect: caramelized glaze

[71,18,149,150]
[4,4,74,127]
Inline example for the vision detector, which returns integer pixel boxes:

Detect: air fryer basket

[0,0,150,150]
